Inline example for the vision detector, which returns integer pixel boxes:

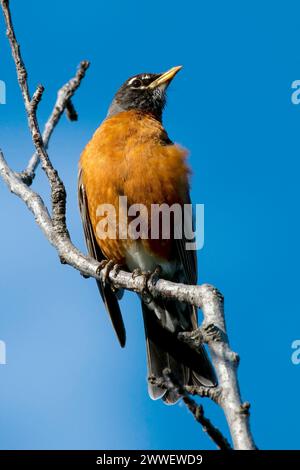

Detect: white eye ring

[130,78,143,88]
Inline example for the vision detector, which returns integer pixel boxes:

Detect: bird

[78,66,217,403]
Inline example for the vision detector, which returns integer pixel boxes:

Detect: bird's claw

[178,328,204,347]
[149,265,162,284]
[202,323,223,342]
[96,259,117,285]
[109,263,122,293]
[179,323,223,346]
[131,268,143,279]
[131,265,162,301]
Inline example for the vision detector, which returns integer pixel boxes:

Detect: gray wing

[78,167,126,347]
[174,192,197,282]
[173,191,217,386]
[144,191,216,404]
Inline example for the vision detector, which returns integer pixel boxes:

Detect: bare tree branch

[178,289,256,450]
[161,369,232,450]
[20,61,89,185]
[64,99,78,121]
[2,0,69,235]
[0,0,257,450]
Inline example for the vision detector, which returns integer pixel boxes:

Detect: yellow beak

[148,65,183,89]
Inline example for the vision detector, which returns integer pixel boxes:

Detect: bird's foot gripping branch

[0,0,256,450]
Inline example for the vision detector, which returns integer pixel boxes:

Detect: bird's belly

[124,240,176,278]
[80,111,190,273]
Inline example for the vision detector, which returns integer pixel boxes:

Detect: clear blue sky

[0,0,299,450]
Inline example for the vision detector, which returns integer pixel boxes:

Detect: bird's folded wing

[78,167,126,347]
[174,192,198,324]
[173,192,217,386]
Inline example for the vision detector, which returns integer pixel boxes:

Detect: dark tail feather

[96,280,126,348]
[142,302,217,404]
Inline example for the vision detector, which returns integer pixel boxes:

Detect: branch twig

[162,369,232,450]
[21,62,89,185]
[2,0,69,234]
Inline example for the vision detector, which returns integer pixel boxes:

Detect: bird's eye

[131,79,142,88]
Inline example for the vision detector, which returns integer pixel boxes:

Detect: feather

[78,168,126,347]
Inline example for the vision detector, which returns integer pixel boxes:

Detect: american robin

[78,66,216,403]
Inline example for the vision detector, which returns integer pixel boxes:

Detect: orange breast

[79,110,190,264]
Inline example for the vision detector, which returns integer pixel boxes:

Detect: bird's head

[107,65,182,121]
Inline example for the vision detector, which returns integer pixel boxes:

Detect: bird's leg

[132,266,171,327]
[149,265,162,286]
[109,263,122,293]
[178,323,223,347]
[96,259,120,287]
[131,265,162,299]
[131,267,143,279]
